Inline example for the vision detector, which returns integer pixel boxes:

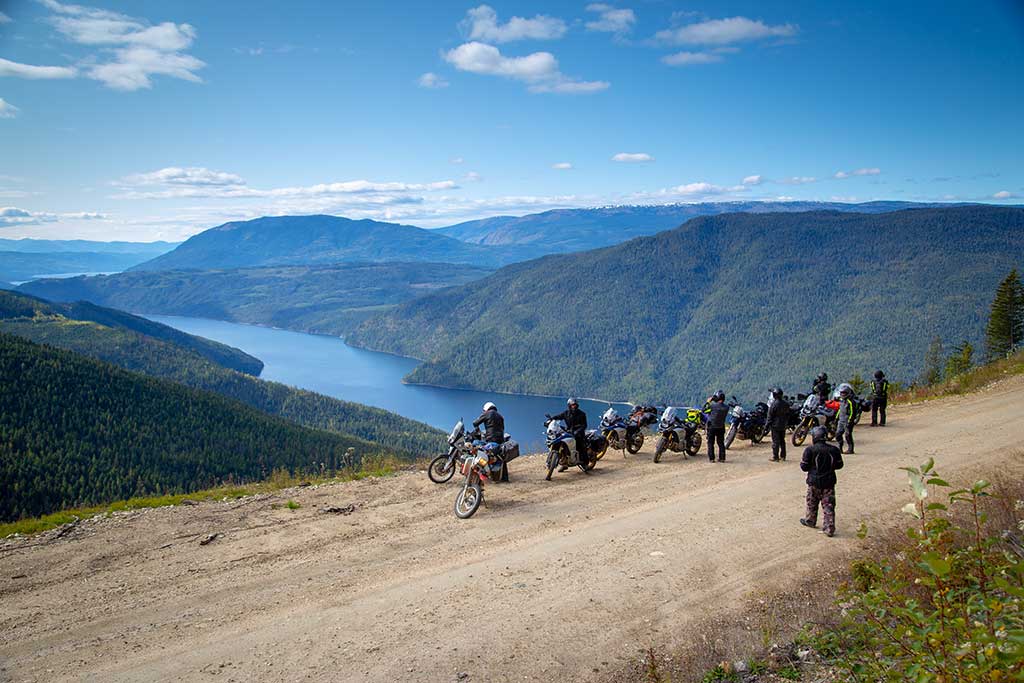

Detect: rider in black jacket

[704,391,729,463]
[473,402,505,445]
[552,398,588,471]
[870,370,889,426]
[766,388,791,462]
[812,373,832,402]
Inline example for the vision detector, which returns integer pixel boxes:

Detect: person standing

[812,373,832,402]
[766,387,791,462]
[799,426,844,537]
[473,401,509,481]
[870,370,889,426]
[551,397,588,471]
[834,384,856,454]
[704,390,729,463]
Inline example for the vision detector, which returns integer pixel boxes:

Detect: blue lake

[147,315,634,451]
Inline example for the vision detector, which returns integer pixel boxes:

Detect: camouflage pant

[805,485,836,533]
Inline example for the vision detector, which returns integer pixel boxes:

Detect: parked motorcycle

[453,443,499,519]
[791,394,837,446]
[543,417,606,480]
[653,406,705,462]
[724,399,768,449]
[428,419,476,484]
[629,404,660,430]
[599,406,646,456]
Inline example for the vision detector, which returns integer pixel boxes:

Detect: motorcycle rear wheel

[724,423,738,449]
[428,454,456,484]
[792,423,809,446]
[626,432,644,455]
[686,432,702,456]
[454,480,482,519]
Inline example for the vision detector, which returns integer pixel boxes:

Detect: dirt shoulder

[2,377,1024,683]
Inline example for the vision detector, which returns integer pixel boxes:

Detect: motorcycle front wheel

[751,426,765,444]
[545,448,561,481]
[653,435,668,462]
[626,432,644,454]
[792,423,809,446]
[724,423,738,449]
[686,432,702,456]
[594,435,610,461]
[428,454,456,484]
[454,479,482,519]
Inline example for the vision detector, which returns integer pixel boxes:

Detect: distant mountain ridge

[348,206,1024,402]
[131,215,521,272]
[0,238,178,255]
[0,250,161,282]
[436,201,957,258]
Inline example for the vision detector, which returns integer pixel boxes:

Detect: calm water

[146,315,632,451]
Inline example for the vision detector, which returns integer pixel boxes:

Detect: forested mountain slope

[0,291,443,455]
[130,215,518,271]
[348,206,1024,401]
[0,333,382,521]
[19,262,494,336]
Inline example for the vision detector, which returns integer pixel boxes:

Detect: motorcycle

[724,398,768,449]
[791,394,837,446]
[599,406,646,456]
[543,417,606,481]
[653,406,705,462]
[453,442,501,519]
[428,419,476,484]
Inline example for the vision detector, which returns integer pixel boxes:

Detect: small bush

[285,500,301,510]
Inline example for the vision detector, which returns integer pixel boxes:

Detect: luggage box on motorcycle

[501,439,520,463]
[586,430,608,452]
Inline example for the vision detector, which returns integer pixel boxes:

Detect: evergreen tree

[849,372,867,396]
[945,341,974,378]
[922,336,944,386]
[985,269,1024,360]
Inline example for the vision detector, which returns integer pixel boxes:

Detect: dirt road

[3,379,1024,683]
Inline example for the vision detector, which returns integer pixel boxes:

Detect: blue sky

[1,0,1022,241]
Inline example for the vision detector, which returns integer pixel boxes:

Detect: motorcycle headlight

[477,455,488,468]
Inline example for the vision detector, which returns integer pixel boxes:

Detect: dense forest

[0,291,444,456]
[348,206,1024,403]
[0,333,386,521]
[20,262,493,337]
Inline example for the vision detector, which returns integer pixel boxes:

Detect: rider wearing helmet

[473,401,508,481]
[799,425,844,537]
[812,373,832,402]
[766,387,791,462]
[704,390,729,463]
[834,383,856,454]
[870,369,889,426]
[552,398,588,471]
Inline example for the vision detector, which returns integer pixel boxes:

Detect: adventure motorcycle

[653,406,705,462]
[791,394,837,446]
[599,406,646,456]
[724,399,768,449]
[453,444,497,519]
[543,417,606,481]
[629,405,660,430]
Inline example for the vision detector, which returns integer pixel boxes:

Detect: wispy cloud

[552,162,573,170]
[834,167,881,179]
[417,72,449,89]
[0,12,11,24]
[655,16,798,45]
[464,171,482,182]
[742,175,763,186]
[585,4,636,35]
[0,98,19,119]
[461,5,567,43]
[449,157,464,165]
[0,207,58,228]
[661,51,722,66]
[993,190,1016,199]
[0,57,77,79]
[444,41,608,94]
[612,152,653,163]
[779,176,816,185]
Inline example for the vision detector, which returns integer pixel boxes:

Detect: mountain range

[347,206,1024,402]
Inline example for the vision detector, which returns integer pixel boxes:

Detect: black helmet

[567,397,578,407]
[874,370,885,379]
[821,373,828,382]
[714,390,725,402]
[810,426,828,443]
[772,387,783,398]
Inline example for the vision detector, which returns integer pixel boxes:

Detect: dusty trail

[2,378,1024,682]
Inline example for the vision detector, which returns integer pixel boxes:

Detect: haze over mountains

[348,206,1024,401]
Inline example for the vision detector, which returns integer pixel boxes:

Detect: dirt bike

[599,406,645,456]
[653,406,705,462]
[453,444,498,519]
[428,419,476,484]
[791,395,837,446]
[724,399,768,449]
[543,417,606,481]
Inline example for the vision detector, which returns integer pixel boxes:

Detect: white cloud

[449,157,464,164]
[834,167,881,179]
[462,5,567,43]
[62,211,109,219]
[0,98,19,119]
[655,16,798,45]
[662,51,722,66]
[742,175,763,186]
[444,41,608,94]
[125,167,247,187]
[37,0,205,91]
[552,162,573,170]
[464,171,482,182]
[0,12,10,24]
[585,4,636,35]
[0,57,78,79]
[993,190,1015,199]
[612,152,653,163]
[780,176,816,185]
[418,72,449,89]
[0,207,58,227]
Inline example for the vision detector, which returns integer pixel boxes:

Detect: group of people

[470,369,894,538]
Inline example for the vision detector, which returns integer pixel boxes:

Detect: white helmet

[483,401,496,411]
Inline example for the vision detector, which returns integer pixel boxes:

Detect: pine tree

[922,336,944,386]
[985,269,1024,360]
[849,372,867,396]
[945,341,974,378]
